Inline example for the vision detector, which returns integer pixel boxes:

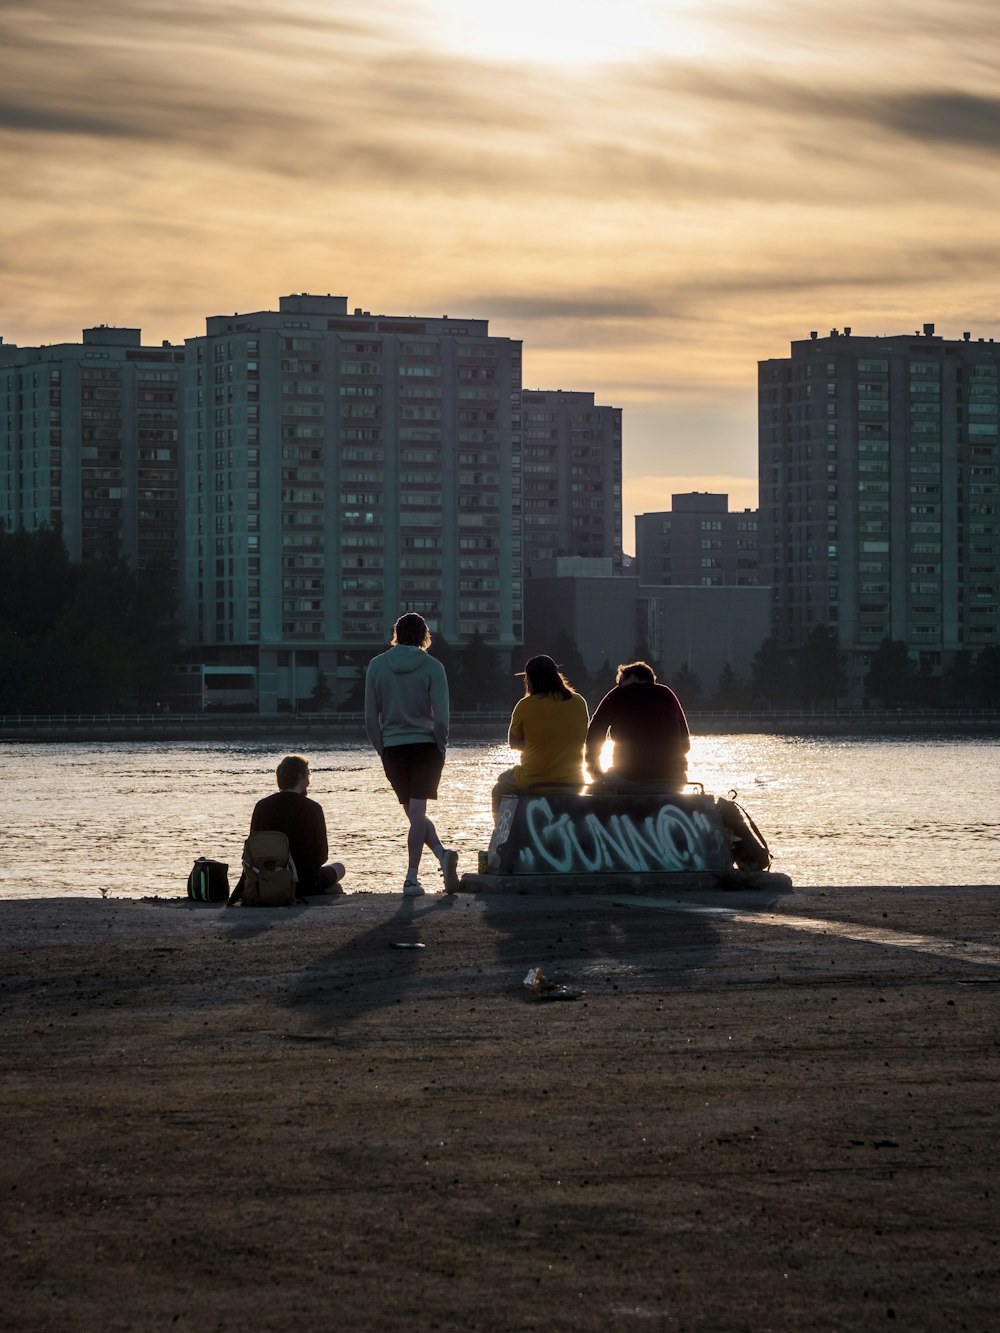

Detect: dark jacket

[250,790,329,892]
[585,681,690,784]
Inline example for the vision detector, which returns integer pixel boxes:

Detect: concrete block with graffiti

[485,790,736,876]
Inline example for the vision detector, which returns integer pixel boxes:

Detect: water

[2,735,999,899]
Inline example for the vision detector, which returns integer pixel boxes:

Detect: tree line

[339,625,848,713]
[5,528,999,714]
[0,526,180,713]
[403,624,1000,713]
[741,625,1000,710]
[255,624,1000,714]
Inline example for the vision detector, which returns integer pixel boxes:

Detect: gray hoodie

[364,645,450,755]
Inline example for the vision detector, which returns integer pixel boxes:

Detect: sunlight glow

[419,0,710,66]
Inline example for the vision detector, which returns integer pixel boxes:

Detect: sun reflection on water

[3,734,1000,899]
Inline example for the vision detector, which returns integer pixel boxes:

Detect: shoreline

[3,885,999,1330]
[4,707,1000,743]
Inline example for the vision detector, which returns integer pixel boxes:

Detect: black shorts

[381,742,445,806]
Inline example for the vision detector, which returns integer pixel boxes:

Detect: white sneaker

[403,878,425,897]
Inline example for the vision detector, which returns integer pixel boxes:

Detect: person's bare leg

[404,798,458,892]
[317,862,346,893]
[406,797,436,872]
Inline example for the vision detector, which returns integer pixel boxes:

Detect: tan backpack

[238,831,298,907]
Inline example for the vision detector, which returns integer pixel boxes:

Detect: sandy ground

[2,880,999,1332]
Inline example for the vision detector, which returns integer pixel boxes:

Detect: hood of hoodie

[386,645,427,674]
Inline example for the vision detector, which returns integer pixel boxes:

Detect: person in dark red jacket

[585,661,689,792]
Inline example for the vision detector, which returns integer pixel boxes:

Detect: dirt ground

[2,882,999,1332]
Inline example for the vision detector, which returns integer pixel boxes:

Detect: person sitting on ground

[247,754,346,895]
[491,654,590,821]
[585,661,690,792]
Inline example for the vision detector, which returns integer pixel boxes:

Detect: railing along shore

[3,708,1000,741]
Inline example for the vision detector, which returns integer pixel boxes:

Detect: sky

[2,0,999,551]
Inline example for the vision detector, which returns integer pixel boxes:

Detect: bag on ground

[187,857,230,903]
[240,831,298,907]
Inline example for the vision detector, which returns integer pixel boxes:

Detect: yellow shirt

[509,691,590,789]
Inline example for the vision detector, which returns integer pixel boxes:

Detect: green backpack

[186,858,230,903]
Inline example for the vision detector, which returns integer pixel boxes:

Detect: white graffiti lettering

[524,800,575,872]
[521,796,723,874]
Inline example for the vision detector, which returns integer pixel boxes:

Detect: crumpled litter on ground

[522,965,584,1001]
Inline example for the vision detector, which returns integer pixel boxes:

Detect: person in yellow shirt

[491,654,590,820]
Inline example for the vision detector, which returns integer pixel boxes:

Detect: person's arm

[364,664,383,755]
[314,804,329,868]
[670,688,691,754]
[430,658,450,752]
[508,698,526,750]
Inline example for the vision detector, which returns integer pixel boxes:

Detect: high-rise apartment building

[635,493,758,586]
[183,294,523,707]
[521,389,622,574]
[3,296,627,712]
[759,324,1000,693]
[0,327,184,574]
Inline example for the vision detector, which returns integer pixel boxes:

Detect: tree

[750,636,797,707]
[337,646,381,711]
[670,661,703,708]
[591,657,615,703]
[796,624,847,706]
[453,629,509,710]
[864,637,916,707]
[0,527,180,712]
[630,639,662,680]
[711,663,750,709]
[912,656,942,709]
[0,627,35,713]
[338,664,367,712]
[0,523,75,639]
[971,645,1000,708]
[302,669,335,713]
[943,650,975,707]
[551,629,593,702]
[428,631,460,681]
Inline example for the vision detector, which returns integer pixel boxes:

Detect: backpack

[187,858,230,903]
[716,794,772,872]
[238,831,298,907]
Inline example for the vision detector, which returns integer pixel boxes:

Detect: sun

[418,0,707,67]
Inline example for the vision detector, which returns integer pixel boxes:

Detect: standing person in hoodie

[365,612,460,896]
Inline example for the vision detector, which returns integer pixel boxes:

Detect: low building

[635,493,758,587]
[524,557,770,697]
[637,585,772,688]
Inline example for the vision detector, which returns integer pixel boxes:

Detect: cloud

[0,98,143,139]
[466,294,663,322]
[662,67,1000,157]
[880,90,1000,150]
[4,0,999,212]
[716,0,1000,54]
[626,473,759,513]
[2,0,999,510]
